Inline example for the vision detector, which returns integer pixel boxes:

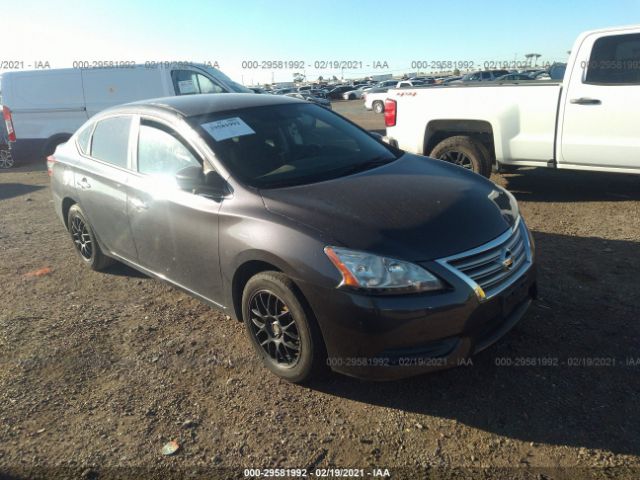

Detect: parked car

[326,85,356,99]
[494,73,536,81]
[396,80,427,88]
[249,87,268,94]
[49,93,536,382]
[363,87,392,113]
[307,88,328,98]
[272,88,297,95]
[341,86,370,100]
[453,70,510,83]
[385,25,640,177]
[0,64,252,164]
[548,63,567,81]
[440,76,463,85]
[373,79,398,88]
[285,92,332,109]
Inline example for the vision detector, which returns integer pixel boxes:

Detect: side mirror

[175,165,204,191]
[369,131,384,141]
[194,170,229,199]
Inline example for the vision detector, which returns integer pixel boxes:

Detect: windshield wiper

[338,155,396,176]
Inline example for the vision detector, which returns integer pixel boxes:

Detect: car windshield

[189,103,399,189]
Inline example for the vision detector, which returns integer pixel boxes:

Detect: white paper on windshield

[202,117,256,142]
[178,80,196,94]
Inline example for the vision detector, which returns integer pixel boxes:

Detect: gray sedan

[49,93,536,382]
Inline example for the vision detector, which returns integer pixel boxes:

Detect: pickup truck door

[560,29,640,170]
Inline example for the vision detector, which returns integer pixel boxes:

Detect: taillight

[2,106,16,142]
[384,99,397,127]
[46,155,57,177]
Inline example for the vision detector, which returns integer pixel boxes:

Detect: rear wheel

[430,135,492,177]
[67,204,114,271]
[372,101,384,114]
[242,272,327,383]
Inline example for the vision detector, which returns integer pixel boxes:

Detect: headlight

[324,247,444,294]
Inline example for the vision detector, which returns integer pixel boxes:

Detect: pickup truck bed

[388,82,562,166]
[384,24,640,178]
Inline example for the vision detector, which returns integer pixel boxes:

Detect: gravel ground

[1,102,640,479]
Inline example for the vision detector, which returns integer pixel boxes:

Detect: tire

[0,149,14,169]
[430,135,492,177]
[242,272,327,383]
[67,204,114,271]
[372,101,384,114]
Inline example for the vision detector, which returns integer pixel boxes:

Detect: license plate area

[501,276,530,317]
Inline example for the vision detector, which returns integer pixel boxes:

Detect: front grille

[439,220,531,299]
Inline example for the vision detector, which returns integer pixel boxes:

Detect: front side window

[190,103,400,189]
[90,116,132,168]
[137,120,201,178]
[585,33,640,85]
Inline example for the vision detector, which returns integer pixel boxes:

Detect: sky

[2,0,640,84]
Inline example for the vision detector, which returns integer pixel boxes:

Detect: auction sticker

[177,79,196,94]
[202,117,255,142]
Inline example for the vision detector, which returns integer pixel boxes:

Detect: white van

[0,63,252,163]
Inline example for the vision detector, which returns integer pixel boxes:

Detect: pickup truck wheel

[430,136,491,177]
[372,101,384,114]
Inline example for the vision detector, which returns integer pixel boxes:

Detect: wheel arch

[61,196,78,228]
[424,119,497,164]
[230,251,313,323]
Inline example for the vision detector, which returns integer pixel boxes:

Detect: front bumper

[299,226,537,380]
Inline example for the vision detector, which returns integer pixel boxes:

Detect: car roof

[108,93,303,118]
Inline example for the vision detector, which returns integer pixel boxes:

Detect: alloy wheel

[439,150,474,169]
[248,290,301,367]
[70,216,93,260]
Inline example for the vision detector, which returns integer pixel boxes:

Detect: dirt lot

[1,102,640,479]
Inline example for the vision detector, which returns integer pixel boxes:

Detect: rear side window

[90,116,132,168]
[76,123,93,155]
[171,70,226,95]
[137,120,201,177]
[585,33,640,85]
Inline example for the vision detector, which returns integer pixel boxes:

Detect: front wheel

[430,135,492,177]
[372,101,384,114]
[67,204,114,271]
[242,272,327,383]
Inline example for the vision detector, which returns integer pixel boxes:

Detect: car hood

[260,154,518,261]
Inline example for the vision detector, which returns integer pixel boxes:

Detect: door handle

[78,177,91,190]
[130,197,148,211]
[570,97,601,105]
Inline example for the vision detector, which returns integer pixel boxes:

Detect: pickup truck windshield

[190,103,399,188]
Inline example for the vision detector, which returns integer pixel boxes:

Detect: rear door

[126,116,223,304]
[75,114,138,259]
[560,29,640,170]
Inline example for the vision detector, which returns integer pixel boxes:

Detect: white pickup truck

[385,25,640,177]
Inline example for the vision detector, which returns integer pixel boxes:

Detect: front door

[126,117,224,304]
[560,29,640,170]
